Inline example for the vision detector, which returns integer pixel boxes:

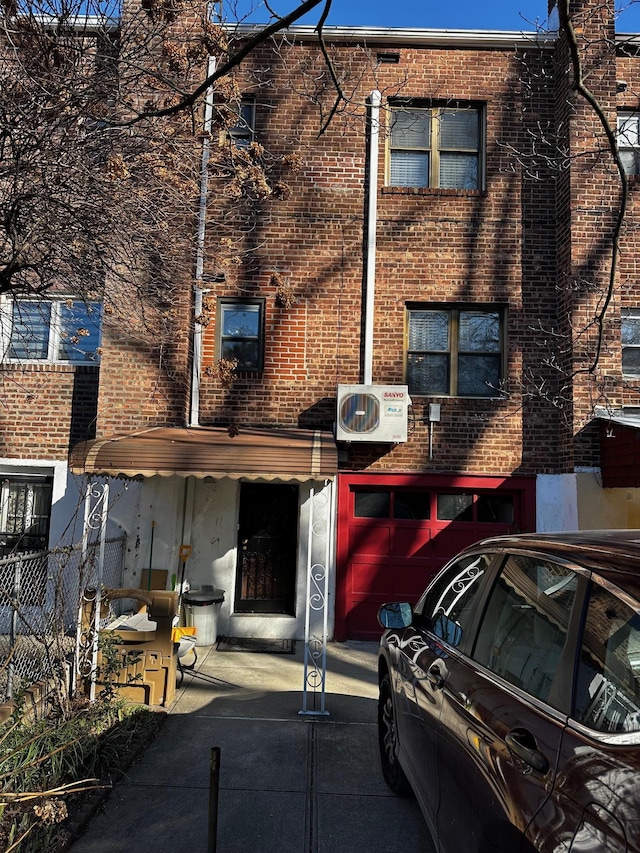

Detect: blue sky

[234,0,640,33]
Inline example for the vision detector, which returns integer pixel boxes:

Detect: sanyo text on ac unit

[336,385,412,443]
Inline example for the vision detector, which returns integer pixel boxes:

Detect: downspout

[363,90,381,386]
[190,54,217,427]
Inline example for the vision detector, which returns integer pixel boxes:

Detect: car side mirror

[377,602,413,629]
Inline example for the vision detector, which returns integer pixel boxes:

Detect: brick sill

[2,362,99,373]
[381,186,486,198]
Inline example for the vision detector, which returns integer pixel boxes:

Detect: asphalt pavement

[68,638,436,853]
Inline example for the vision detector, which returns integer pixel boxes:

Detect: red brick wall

[96,298,192,435]
[0,365,93,459]
[5,0,636,486]
[196,35,566,477]
[554,0,623,471]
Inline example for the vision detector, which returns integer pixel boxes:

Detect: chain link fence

[0,535,126,701]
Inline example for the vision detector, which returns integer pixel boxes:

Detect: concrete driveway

[69,639,435,853]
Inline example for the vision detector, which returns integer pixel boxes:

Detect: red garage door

[335,473,535,640]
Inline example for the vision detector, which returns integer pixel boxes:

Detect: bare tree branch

[121,0,334,123]
[558,0,628,376]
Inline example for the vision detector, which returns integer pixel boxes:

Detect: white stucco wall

[117,476,335,641]
[536,473,579,532]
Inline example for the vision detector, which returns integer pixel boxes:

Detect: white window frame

[0,474,53,555]
[622,307,640,377]
[617,112,640,178]
[387,102,485,190]
[2,297,102,364]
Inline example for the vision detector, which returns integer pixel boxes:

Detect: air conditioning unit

[336,385,412,443]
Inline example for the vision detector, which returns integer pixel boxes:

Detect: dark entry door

[235,483,299,614]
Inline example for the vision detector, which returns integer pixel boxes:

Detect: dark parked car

[377,530,640,853]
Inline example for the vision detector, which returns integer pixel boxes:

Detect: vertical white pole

[301,486,315,711]
[74,480,110,703]
[364,90,381,386]
[89,481,109,702]
[190,54,217,427]
[300,484,330,716]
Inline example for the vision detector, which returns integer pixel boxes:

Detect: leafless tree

[0,0,334,359]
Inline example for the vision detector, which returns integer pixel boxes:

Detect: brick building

[2,0,640,641]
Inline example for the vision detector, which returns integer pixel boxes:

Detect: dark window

[477,494,514,524]
[217,298,265,371]
[0,476,52,556]
[406,305,504,397]
[8,299,102,363]
[474,555,577,705]
[228,96,255,148]
[389,103,482,190]
[354,491,390,518]
[437,493,473,522]
[574,582,640,733]
[393,491,430,520]
[436,492,514,524]
[354,489,430,520]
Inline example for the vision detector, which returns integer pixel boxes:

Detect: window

[6,299,102,363]
[354,491,389,518]
[438,493,473,521]
[393,492,430,520]
[217,298,264,371]
[0,476,52,556]
[353,488,430,520]
[415,553,492,647]
[437,492,514,523]
[574,582,640,732]
[474,555,577,704]
[406,305,504,397]
[227,96,255,148]
[617,113,640,177]
[622,308,640,376]
[388,103,482,190]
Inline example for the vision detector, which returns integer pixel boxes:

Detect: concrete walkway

[69,640,436,853]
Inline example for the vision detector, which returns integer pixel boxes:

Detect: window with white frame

[406,305,505,397]
[217,297,265,371]
[388,102,483,190]
[0,475,52,556]
[227,96,256,148]
[6,298,102,363]
[622,308,640,376]
[617,113,640,177]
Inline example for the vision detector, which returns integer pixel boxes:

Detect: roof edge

[230,23,556,48]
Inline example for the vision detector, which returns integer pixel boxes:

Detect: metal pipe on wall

[190,54,217,427]
[364,90,382,386]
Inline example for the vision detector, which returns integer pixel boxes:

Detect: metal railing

[0,535,126,701]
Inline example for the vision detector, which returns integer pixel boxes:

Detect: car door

[531,577,640,852]
[387,551,495,827]
[435,553,581,853]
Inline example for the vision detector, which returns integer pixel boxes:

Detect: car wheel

[378,672,411,795]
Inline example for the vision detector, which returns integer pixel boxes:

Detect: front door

[235,483,298,614]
